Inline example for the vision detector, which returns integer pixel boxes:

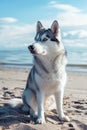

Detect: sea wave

[0,62,32,71]
[67,64,87,73]
[0,62,32,66]
[0,62,87,73]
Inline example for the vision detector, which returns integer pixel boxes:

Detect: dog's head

[28,20,64,57]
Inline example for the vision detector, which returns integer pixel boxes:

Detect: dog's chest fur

[36,69,67,94]
[34,51,67,96]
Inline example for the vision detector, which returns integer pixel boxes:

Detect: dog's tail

[8,98,23,107]
[8,98,29,112]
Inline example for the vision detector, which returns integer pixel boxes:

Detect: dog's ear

[51,20,59,37]
[37,21,44,33]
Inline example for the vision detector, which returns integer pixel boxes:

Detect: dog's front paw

[36,117,46,124]
[59,115,70,122]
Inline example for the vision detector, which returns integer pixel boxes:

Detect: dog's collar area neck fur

[57,49,67,57]
[33,49,67,74]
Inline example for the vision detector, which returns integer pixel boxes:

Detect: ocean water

[0,47,87,73]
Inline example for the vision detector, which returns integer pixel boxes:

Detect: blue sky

[0,0,87,49]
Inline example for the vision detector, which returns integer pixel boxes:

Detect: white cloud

[64,39,87,48]
[49,1,81,13]
[0,23,36,48]
[58,12,87,26]
[49,1,56,5]
[63,31,78,38]
[79,30,87,38]
[0,17,18,23]
[63,30,87,38]
[48,1,87,27]
[0,24,35,39]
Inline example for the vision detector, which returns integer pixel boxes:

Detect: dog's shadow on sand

[0,103,31,126]
[0,103,58,125]
[0,104,60,130]
[0,104,87,130]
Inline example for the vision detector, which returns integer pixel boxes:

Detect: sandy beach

[0,70,87,130]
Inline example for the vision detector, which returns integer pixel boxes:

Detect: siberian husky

[22,20,70,124]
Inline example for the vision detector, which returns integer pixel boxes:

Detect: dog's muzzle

[28,44,47,55]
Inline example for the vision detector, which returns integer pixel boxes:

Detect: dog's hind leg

[22,88,37,118]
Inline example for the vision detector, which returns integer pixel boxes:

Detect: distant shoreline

[0,62,87,73]
[67,64,87,73]
[0,62,87,66]
[67,64,87,67]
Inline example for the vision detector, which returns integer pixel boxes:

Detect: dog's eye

[42,38,48,42]
[51,37,59,44]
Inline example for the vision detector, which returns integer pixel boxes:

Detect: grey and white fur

[22,20,70,124]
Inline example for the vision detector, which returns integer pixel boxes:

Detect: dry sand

[0,70,87,130]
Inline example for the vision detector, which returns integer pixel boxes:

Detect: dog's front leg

[55,87,70,122]
[36,91,45,124]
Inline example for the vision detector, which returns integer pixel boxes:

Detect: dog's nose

[28,45,35,51]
